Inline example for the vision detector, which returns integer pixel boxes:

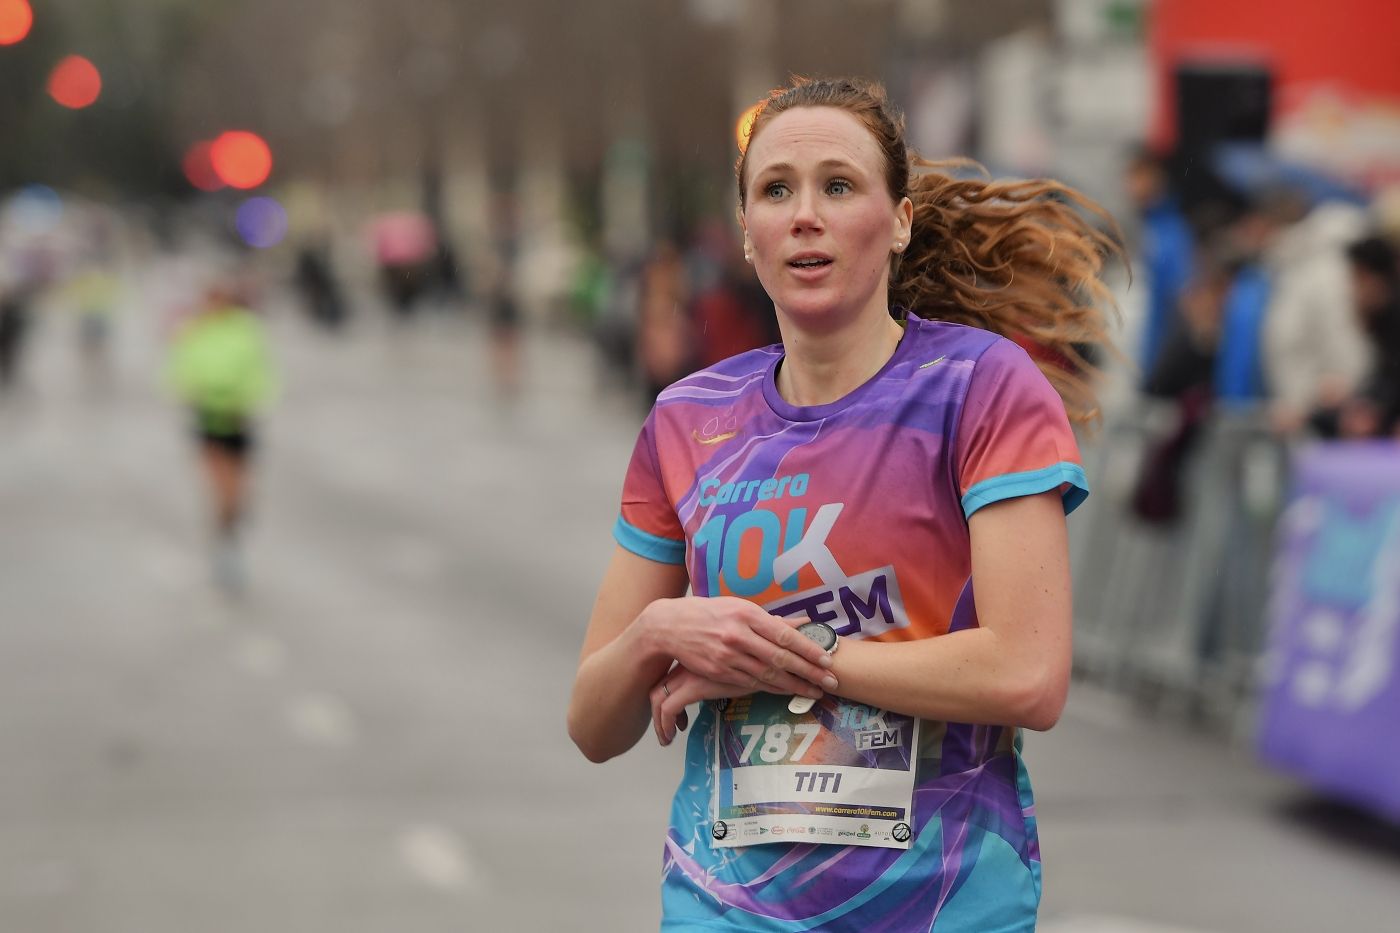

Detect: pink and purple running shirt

[614,314,1088,931]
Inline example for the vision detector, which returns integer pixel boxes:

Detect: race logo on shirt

[692,476,909,638]
[766,565,909,637]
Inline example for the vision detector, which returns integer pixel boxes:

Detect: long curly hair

[737,76,1123,424]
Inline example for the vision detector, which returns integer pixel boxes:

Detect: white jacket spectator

[1263,202,1373,421]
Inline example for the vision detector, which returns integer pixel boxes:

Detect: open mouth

[787,257,833,269]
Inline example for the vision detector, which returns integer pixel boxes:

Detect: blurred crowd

[1064,146,1400,765]
[569,222,780,407]
[0,188,121,395]
[1122,148,1400,443]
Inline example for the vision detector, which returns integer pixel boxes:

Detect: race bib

[709,693,919,849]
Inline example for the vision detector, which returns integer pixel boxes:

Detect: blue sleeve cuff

[961,462,1089,520]
[613,515,686,564]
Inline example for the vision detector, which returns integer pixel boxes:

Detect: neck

[775,308,906,407]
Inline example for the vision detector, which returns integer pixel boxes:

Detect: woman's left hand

[649,666,787,747]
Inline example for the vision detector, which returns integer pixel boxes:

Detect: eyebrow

[752,158,862,176]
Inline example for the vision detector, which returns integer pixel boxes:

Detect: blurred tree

[0,0,230,197]
[1,0,1056,218]
[0,5,63,190]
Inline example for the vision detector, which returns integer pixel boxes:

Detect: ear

[736,205,753,252]
[893,196,913,247]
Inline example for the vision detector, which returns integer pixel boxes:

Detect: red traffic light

[0,0,33,46]
[48,55,102,109]
[210,131,273,190]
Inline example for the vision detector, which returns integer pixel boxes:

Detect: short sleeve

[954,339,1089,520]
[613,410,687,564]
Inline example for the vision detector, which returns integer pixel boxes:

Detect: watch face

[795,621,837,652]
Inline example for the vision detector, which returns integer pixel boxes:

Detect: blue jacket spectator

[1214,262,1270,403]
[1125,149,1195,380]
[1140,198,1196,376]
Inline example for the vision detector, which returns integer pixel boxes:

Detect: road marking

[285,693,357,748]
[397,824,482,891]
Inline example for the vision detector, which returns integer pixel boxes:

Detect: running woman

[569,77,1119,931]
[166,278,276,593]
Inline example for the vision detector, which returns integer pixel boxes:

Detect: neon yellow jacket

[166,306,276,433]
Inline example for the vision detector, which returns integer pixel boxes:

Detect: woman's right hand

[639,596,837,699]
[648,666,763,746]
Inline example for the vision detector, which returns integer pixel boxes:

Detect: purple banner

[1257,441,1400,822]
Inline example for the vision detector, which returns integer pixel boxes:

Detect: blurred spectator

[293,239,348,331]
[1309,236,1400,439]
[0,285,31,394]
[689,248,776,369]
[64,258,123,387]
[486,194,524,398]
[1215,267,1269,403]
[568,243,611,331]
[634,241,692,404]
[1212,196,1302,406]
[593,253,642,391]
[1144,248,1232,400]
[485,248,523,399]
[421,157,467,305]
[1263,202,1373,434]
[0,244,54,396]
[165,279,277,593]
[369,211,437,320]
[1134,251,1233,523]
[1125,146,1196,380]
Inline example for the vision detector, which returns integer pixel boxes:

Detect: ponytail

[892,159,1122,424]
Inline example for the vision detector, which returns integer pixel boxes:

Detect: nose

[789,187,823,236]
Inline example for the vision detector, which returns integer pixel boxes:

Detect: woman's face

[740,106,912,333]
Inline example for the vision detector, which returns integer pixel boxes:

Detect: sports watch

[788,620,839,714]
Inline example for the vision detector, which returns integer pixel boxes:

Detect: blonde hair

[737,77,1123,423]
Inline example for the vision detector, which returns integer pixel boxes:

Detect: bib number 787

[738,723,820,764]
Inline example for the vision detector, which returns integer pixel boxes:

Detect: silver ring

[662,681,671,697]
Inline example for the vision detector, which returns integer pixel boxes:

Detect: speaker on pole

[1170,61,1273,215]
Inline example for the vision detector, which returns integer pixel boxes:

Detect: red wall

[1149,0,1400,149]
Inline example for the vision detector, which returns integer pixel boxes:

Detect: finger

[764,645,838,692]
[652,679,681,746]
[658,698,680,745]
[725,655,777,692]
[650,686,667,745]
[657,676,698,744]
[755,619,840,688]
[725,654,823,697]
[659,679,703,739]
[691,662,763,691]
[733,637,836,695]
[692,647,784,691]
[761,615,835,667]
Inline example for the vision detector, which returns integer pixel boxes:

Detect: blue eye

[827,179,852,195]
[764,182,788,199]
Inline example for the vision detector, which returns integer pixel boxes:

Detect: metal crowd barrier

[1070,397,1291,732]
